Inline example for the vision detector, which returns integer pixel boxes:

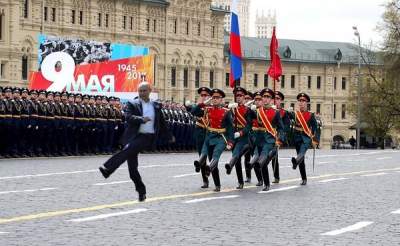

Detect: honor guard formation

[191,86,320,192]
[0,86,196,158]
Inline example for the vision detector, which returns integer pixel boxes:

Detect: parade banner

[30,35,157,100]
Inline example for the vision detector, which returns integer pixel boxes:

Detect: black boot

[256,180,263,186]
[201,181,209,188]
[300,179,307,185]
[225,156,239,175]
[292,154,304,170]
[236,183,244,189]
[214,186,221,192]
[194,154,207,172]
[262,185,270,191]
[205,159,218,177]
[257,155,270,170]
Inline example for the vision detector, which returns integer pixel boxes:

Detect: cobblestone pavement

[0,149,400,246]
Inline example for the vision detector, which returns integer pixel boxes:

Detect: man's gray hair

[138,82,151,90]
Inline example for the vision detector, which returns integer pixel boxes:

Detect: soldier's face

[68,97,74,103]
[47,95,54,101]
[235,93,245,104]
[275,96,282,108]
[13,93,20,99]
[61,95,67,101]
[31,94,38,99]
[298,98,307,110]
[255,98,263,107]
[83,98,89,104]
[75,97,82,103]
[89,99,95,104]
[211,94,223,105]
[262,93,273,105]
[54,96,60,102]
[22,92,28,98]
[244,96,252,103]
[5,92,11,98]
[199,93,210,103]
[39,94,46,101]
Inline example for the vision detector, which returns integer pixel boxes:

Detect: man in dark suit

[99,82,173,202]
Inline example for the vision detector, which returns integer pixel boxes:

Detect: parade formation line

[1,166,400,225]
[321,221,374,236]
[92,181,132,186]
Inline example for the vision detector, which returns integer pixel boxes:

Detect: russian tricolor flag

[229,0,242,88]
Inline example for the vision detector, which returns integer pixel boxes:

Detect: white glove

[35,126,39,130]
[27,125,32,129]
[271,104,277,110]
[245,100,254,107]
[228,102,238,109]
[204,98,212,105]
[114,126,119,130]
[226,144,232,150]
[185,100,191,105]
[251,105,257,111]
[234,132,241,139]
[288,107,294,112]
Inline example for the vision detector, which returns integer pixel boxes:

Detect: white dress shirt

[138,99,155,134]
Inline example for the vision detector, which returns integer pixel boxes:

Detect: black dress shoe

[99,166,111,179]
[138,193,146,202]
[244,178,251,183]
[272,178,280,184]
[300,179,307,186]
[236,183,244,189]
[262,185,270,191]
[291,157,297,170]
[201,182,209,189]
[213,186,221,192]
[256,181,263,186]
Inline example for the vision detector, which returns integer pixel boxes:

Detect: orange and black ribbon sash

[257,108,277,138]
[234,107,246,128]
[295,111,313,139]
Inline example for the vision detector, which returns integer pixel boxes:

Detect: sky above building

[249,0,388,47]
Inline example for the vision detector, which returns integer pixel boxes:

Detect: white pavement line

[391,209,400,214]
[0,187,57,195]
[173,173,198,178]
[0,232,9,234]
[67,208,148,222]
[321,221,374,236]
[318,161,335,164]
[361,172,387,177]
[92,181,131,186]
[376,157,392,160]
[141,164,191,169]
[0,170,98,180]
[318,178,349,183]
[184,195,239,204]
[258,185,299,194]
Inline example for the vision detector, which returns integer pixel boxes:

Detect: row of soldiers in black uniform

[0,86,198,158]
[0,87,125,158]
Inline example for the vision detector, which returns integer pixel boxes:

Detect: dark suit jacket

[120,99,172,149]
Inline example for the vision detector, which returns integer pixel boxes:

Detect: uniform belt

[76,118,90,121]
[0,115,6,118]
[116,119,122,122]
[31,114,38,118]
[294,126,304,132]
[207,127,226,133]
[96,118,107,121]
[38,115,46,119]
[195,122,206,128]
[21,115,29,118]
[108,119,116,122]
[12,115,21,118]
[46,116,55,119]
[252,126,267,132]
[235,125,245,129]
[61,116,74,120]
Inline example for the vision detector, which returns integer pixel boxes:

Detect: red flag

[267,27,282,81]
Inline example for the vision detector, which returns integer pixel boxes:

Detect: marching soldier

[73,94,85,155]
[193,88,234,192]
[225,87,252,189]
[250,88,285,191]
[191,87,212,188]
[36,90,48,156]
[53,92,64,156]
[290,93,320,185]
[271,91,291,183]
[10,88,22,157]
